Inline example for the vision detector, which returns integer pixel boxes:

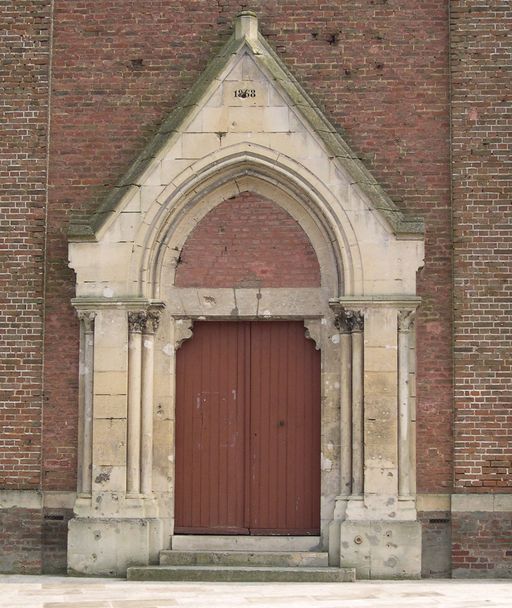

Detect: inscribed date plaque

[233,88,256,98]
[223,82,267,106]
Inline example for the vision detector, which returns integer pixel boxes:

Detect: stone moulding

[330,295,422,309]
[145,158,347,298]
[71,297,165,311]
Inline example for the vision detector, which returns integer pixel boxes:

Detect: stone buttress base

[340,520,422,579]
[67,517,162,577]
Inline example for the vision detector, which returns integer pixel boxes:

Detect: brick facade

[448,0,512,578]
[0,0,510,577]
[0,0,50,489]
[451,0,512,493]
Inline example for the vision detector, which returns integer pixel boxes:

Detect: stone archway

[154,184,341,550]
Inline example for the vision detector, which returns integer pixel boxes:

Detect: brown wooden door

[174,321,320,535]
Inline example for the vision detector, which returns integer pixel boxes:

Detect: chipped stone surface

[340,520,422,579]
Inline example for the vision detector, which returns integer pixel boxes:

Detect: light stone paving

[0,576,511,608]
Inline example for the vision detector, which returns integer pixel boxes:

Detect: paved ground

[0,575,511,608]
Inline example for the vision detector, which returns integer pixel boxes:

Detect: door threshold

[171,535,322,552]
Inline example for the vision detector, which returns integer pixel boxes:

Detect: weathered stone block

[68,517,162,577]
[340,520,421,579]
[93,419,126,466]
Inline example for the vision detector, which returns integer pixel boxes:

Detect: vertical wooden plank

[243,321,251,531]
[287,322,298,529]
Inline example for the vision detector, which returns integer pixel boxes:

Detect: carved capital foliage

[143,310,161,335]
[128,311,147,334]
[398,310,415,333]
[351,310,364,332]
[334,308,364,334]
[78,311,96,334]
[128,309,162,335]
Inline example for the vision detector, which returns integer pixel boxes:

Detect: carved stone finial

[235,11,258,41]
[398,310,415,333]
[334,309,364,334]
[78,311,96,334]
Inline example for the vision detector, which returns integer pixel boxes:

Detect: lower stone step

[159,550,329,567]
[171,535,321,552]
[127,565,356,583]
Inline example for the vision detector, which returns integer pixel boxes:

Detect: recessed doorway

[174,321,321,535]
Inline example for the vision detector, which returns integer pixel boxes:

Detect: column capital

[129,309,162,335]
[334,308,364,333]
[128,311,146,334]
[78,311,96,334]
[143,310,161,335]
[398,309,415,333]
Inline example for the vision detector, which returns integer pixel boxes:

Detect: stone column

[334,312,353,498]
[333,299,421,579]
[398,310,415,498]
[78,311,96,496]
[333,308,364,505]
[140,311,161,497]
[127,312,144,496]
[350,311,364,497]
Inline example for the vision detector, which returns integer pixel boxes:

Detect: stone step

[171,535,321,552]
[127,565,356,583]
[159,550,329,567]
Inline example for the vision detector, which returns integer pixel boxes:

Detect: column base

[340,520,421,579]
[344,495,417,521]
[67,516,163,577]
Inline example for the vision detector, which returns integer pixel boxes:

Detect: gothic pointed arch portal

[68,12,424,578]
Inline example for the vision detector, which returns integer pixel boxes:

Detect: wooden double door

[174,321,321,535]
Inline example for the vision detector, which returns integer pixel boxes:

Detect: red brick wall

[452,512,512,577]
[0,0,51,489]
[175,192,321,288]
[0,508,42,574]
[43,0,452,492]
[451,0,512,492]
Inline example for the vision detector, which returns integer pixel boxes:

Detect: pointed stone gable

[68,11,423,243]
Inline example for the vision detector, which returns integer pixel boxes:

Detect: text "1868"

[234,89,256,98]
